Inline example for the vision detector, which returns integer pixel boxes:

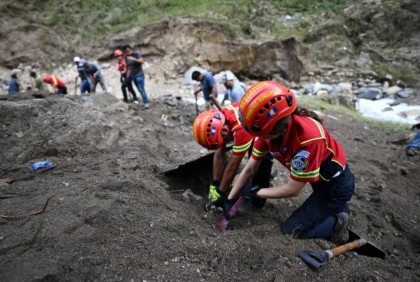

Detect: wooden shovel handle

[209,94,223,111]
[330,239,367,258]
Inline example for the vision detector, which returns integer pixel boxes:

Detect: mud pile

[0,92,419,281]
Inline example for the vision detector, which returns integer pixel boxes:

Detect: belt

[331,165,346,179]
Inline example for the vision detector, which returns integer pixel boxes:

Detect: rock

[316,90,329,97]
[360,88,383,100]
[385,86,402,96]
[395,89,413,98]
[399,109,420,120]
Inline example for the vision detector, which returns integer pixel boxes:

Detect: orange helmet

[192,110,226,150]
[114,49,123,57]
[238,81,296,136]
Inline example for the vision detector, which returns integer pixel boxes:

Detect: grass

[297,96,411,132]
[41,0,354,38]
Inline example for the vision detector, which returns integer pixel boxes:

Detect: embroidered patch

[295,150,310,158]
[292,156,308,171]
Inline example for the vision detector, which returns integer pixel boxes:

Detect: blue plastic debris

[31,160,54,171]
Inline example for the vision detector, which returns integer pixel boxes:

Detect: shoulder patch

[292,156,308,171]
[295,150,310,158]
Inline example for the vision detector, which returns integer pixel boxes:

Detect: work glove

[249,185,261,198]
[208,181,224,203]
[223,198,239,219]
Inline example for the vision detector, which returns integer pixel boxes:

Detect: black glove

[249,185,261,198]
[223,198,238,219]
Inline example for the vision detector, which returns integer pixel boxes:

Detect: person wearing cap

[124,44,150,109]
[74,57,91,94]
[191,70,218,110]
[2,79,9,94]
[8,73,20,95]
[81,60,107,93]
[42,74,67,94]
[30,71,46,92]
[221,71,245,105]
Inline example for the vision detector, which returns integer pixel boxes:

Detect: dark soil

[0,93,419,282]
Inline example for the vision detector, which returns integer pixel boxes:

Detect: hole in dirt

[161,152,214,197]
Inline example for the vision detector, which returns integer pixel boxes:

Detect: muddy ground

[0,88,419,282]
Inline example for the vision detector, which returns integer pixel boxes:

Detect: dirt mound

[0,93,419,281]
[0,95,123,173]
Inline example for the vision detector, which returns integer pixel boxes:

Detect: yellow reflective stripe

[226,105,241,127]
[331,159,345,169]
[252,147,267,158]
[51,75,58,87]
[300,118,326,145]
[233,139,252,153]
[301,137,324,144]
[291,168,319,179]
[319,174,329,181]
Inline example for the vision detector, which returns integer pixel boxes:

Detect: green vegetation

[373,64,420,85]
[297,96,410,132]
[41,0,354,38]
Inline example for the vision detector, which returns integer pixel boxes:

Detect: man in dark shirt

[81,60,107,93]
[74,57,90,94]
[8,73,20,95]
[124,44,150,109]
[192,70,218,110]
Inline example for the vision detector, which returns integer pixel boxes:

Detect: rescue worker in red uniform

[226,81,355,244]
[42,74,67,94]
[192,103,273,210]
[114,49,138,104]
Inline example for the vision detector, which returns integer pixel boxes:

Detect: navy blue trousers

[281,165,355,239]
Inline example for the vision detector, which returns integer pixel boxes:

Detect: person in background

[221,71,245,105]
[81,60,107,93]
[114,49,138,104]
[42,74,67,94]
[225,81,355,245]
[124,44,150,109]
[2,79,10,94]
[74,57,91,94]
[8,73,20,95]
[30,71,46,91]
[406,124,420,157]
[192,70,218,110]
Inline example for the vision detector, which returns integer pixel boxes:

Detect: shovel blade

[348,229,386,259]
[298,250,329,271]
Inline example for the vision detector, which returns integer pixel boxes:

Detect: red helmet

[114,49,123,57]
[238,81,296,136]
[192,110,226,150]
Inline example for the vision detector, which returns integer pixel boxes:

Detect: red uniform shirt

[222,103,253,157]
[117,57,126,74]
[43,75,65,88]
[251,115,346,182]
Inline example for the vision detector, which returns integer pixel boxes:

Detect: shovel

[298,229,385,271]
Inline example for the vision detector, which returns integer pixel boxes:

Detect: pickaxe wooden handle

[328,238,367,258]
[209,94,223,111]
